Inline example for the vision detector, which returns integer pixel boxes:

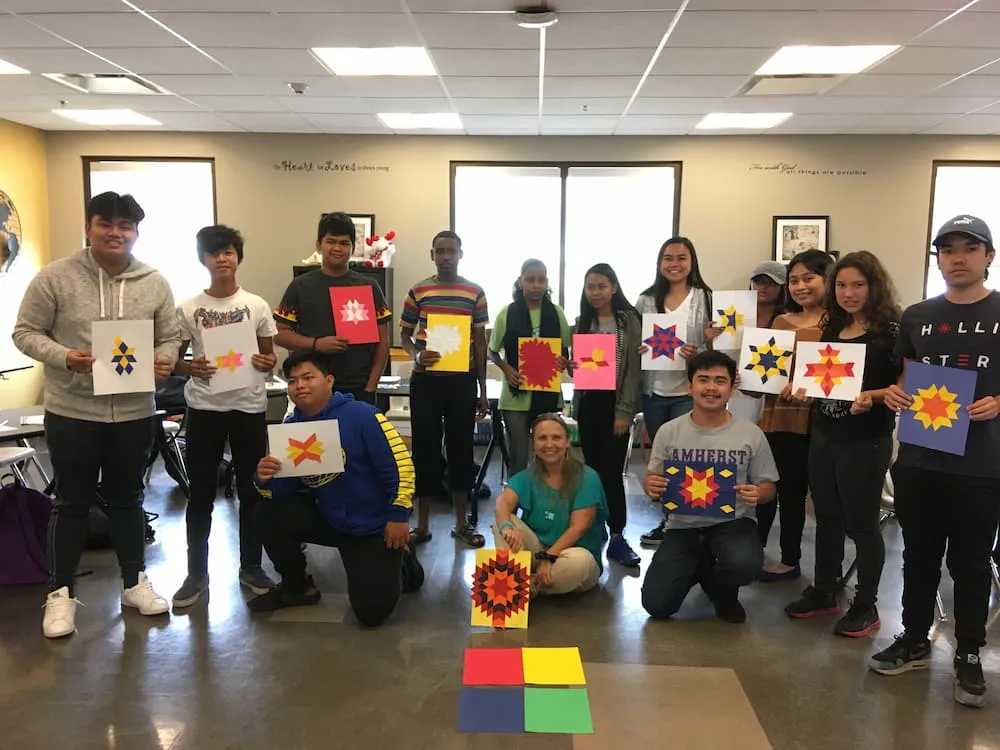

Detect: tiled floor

[2,451,1000,749]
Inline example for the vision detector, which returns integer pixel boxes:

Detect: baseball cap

[749,261,787,285]
[932,215,993,248]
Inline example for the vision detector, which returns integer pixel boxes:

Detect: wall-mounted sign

[749,162,867,177]
[272,159,391,174]
[0,189,21,274]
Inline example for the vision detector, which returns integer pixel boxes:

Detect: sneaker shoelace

[42,595,82,610]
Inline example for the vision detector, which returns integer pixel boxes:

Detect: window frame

[450,160,683,309]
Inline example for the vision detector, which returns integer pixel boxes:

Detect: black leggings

[409,372,476,497]
[756,431,810,566]
[577,390,630,535]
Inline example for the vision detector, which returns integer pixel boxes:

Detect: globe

[0,189,22,273]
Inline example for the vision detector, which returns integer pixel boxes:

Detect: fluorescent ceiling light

[756,45,899,76]
[695,112,793,130]
[311,47,435,76]
[377,112,463,130]
[0,58,30,75]
[52,109,161,126]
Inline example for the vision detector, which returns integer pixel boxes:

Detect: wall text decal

[749,162,867,177]
[272,159,391,174]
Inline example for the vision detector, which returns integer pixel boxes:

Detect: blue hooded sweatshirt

[256,392,414,536]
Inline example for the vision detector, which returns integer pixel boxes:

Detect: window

[452,162,680,324]
[85,158,217,305]
[925,162,1000,299]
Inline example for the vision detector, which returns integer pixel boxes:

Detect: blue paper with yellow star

[898,361,977,456]
[662,460,738,518]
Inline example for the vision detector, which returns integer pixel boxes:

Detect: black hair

[282,349,332,379]
[576,263,639,334]
[316,212,356,245]
[783,249,835,313]
[686,349,737,384]
[87,191,145,224]
[196,224,244,263]
[432,230,462,248]
[750,271,787,324]
[641,236,713,313]
[512,258,552,302]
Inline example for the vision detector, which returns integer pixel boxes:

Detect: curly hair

[821,250,901,335]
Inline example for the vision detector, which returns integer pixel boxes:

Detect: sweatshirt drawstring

[118,278,125,319]
[97,267,127,319]
[98,267,106,320]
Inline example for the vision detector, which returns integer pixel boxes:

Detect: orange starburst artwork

[286,433,324,467]
[679,466,720,509]
[803,343,856,397]
[517,337,561,392]
[663,461,737,518]
[471,549,532,629]
[910,384,962,431]
[215,349,244,373]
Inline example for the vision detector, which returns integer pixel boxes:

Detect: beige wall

[42,132,1000,325]
[0,119,49,409]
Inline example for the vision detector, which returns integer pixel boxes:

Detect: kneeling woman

[493,414,607,594]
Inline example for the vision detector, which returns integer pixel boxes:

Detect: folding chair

[0,445,36,487]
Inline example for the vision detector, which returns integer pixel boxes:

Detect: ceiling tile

[871,46,1000,76]
[0,46,123,74]
[430,49,538,77]
[333,77,448,98]
[543,77,637,97]
[0,14,72,47]
[298,113,387,132]
[545,49,654,76]
[134,0,401,10]
[545,98,629,115]
[830,74,953,96]
[628,98,726,115]
[886,96,1000,114]
[915,10,1000,46]
[616,114,701,130]
[273,96,369,114]
[218,111,317,132]
[653,47,772,76]
[153,111,246,131]
[20,11,186,48]
[443,77,537,98]
[2,0,123,10]
[186,95,287,112]
[461,114,537,132]
[95,47,228,75]
[408,0,680,8]
[768,113,871,133]
[144,74,272,96]
[693,0,968,8]
[148,13,298,48]
[360,97,454,113]
[842,113,956,133]
[640,75,747,97]
[920,114,1000,134]
[201,48,329,76]
[936,75,1000,97]
[0,73,81,96]
[452,98,537,115]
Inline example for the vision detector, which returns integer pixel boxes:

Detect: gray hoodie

[12,248,181,423]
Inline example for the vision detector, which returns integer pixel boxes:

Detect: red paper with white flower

[330,285,379,344]
[517,337,562,392]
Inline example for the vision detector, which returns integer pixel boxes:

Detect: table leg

[469,401,507,526]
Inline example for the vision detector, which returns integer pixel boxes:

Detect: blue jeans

[641,517,763,619]
[641,394,693,445]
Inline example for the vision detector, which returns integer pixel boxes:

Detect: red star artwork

[644,324,684,360]
[471,549,531,629]
[518,338,561,391]
[679,466,721,510]
[803,344,856,397]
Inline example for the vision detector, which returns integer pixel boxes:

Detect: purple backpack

[0,475,51,585]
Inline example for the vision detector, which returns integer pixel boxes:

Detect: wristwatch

[534,551,558,563]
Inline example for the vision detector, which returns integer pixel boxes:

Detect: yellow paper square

[518,337,562,392]
[426,313,471,373]
[470,549,532,629]
[522,647,586,685]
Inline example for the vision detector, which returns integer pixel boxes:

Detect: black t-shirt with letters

[895,291,1000,478]
[274,269,390,390]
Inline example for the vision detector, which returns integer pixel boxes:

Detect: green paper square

[523,687,593,734]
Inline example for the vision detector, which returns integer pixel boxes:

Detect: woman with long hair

[489,259,572,476]
[493,413,607,594]
[573,263,643,568]
[757,249,835,582]
[635,237,715,547]
[785,251,901,637]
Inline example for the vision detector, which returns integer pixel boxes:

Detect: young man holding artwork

[869,215,1000,708]
[12,191,181,638]
[399,231,490,548]
[274,211,390,404]
[251,350,423,627]
[171,225,279,608]
[641,351,778,623]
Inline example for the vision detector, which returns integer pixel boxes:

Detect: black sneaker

[702,579,746,623]
[172,575,208,609]
[954,651,987,708]
[834,601,880,638]
[868,634,932,675]
[246,575,321,613]
[640,522,665,547]
[785,585,840,619]
[401,544,425,593]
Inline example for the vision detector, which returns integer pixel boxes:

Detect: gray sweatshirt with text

[12,248,181,423]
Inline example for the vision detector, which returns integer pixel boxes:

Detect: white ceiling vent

[43,74,167,96]
[740,75,846,97]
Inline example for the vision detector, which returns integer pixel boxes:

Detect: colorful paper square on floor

[456,687,525,733]
[463,648,525,686]
[521,647,586,685]
[523,687,593,734]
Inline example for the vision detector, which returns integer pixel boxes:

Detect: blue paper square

[897,361,978,457]
[662,460,738,518]
[457,687,525,734]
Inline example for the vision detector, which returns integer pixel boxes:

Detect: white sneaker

[121,572,169,616]
[42,587,80,638]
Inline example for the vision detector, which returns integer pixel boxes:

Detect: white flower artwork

[427,324,462,357]
[340,299,370,324]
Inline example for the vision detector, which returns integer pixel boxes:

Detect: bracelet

[312,336,318,351]
[497,520,515,534]
[414,350,423,365]
[534,551,558,563]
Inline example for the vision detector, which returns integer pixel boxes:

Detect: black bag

[85,486,157,550]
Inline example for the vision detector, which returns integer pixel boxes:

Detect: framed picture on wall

[772,216,830,263]
[348,213,375,258]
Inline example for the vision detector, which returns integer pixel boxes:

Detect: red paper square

[329,284,379,344]
[462,648,525,686]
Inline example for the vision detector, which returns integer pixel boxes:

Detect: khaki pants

[493,517,600,595]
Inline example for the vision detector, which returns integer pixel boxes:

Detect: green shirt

[507,466,608,572]
[488,303,572,411]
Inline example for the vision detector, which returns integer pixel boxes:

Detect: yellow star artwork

[910,384,962,431]
[717,305,744,336]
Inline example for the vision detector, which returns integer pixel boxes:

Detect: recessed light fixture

[0,58,30,75]
[377,112,463,130]
[515,10,559,29]
[52,109,161,126]
[756,45,899,76]
[695,112,793,130]
[311,47,436,76]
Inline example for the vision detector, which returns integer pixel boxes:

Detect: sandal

[409,528,433,546]
[451,523,485,548]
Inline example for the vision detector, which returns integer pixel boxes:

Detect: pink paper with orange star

[572,334,617,391]
[202,319,265,395]
[792,341,866,401]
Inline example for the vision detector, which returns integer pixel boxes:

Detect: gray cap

[749,261,787,285]
[933,215,993,247]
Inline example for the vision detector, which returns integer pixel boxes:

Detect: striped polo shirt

[400,275,489,373]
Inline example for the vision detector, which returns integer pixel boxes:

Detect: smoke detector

[515,6,558,28]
